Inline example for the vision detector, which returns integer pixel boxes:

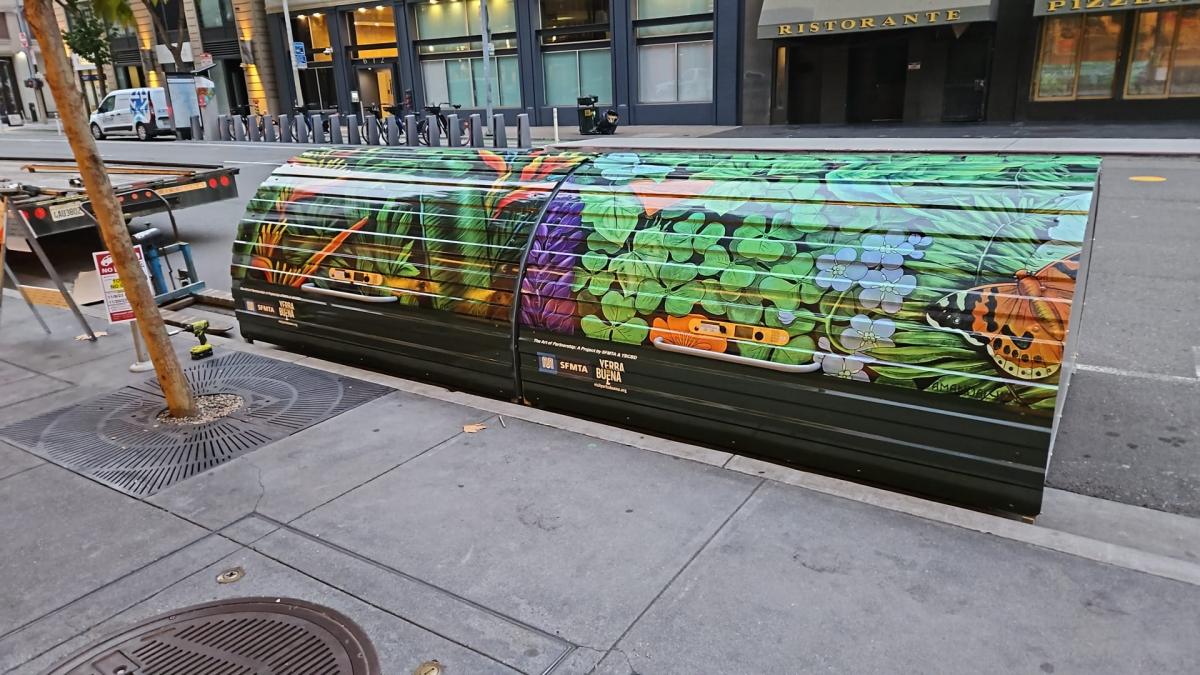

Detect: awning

[265,0,341,14]
[758,0,999,39]
[1033,0,1199,16]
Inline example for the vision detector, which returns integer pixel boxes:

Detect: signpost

[95,246,156,371]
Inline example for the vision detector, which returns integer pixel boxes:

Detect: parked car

[89,78,213,141]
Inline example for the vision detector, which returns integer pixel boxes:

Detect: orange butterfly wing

[928,253,1079,381]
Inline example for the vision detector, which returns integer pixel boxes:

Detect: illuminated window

[1126,8,1200,98]
[1033,13,1122,100]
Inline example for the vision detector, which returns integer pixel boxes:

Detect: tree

[61,3,119,95]
[24,0,198,418]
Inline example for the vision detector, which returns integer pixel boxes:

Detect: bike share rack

[208,110,532,149]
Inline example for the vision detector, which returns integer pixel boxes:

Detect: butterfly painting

[926,254,1079,381]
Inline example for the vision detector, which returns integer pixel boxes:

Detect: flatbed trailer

[0,157,239,238]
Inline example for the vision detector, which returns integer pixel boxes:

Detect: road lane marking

[1075,362,1197,384]
[1129,175,1167,182]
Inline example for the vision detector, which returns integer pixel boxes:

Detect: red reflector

[118,195,125,203]
[208,178,218,189]
[131,192,139,200]
[145,191,153,199]
[219,175,230,187]
[33,207,47,220]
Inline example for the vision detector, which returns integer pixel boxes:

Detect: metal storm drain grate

[0,352,390,497]
[46,598,380,674]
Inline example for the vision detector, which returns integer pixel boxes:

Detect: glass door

[355,63,399,119]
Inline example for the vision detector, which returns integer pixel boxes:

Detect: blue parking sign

[293,42,308,69]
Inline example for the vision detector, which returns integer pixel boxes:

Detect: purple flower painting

[520,195,585,333]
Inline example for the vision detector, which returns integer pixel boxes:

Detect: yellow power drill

[183,320,214,360]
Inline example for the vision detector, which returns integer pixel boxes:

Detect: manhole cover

[0,352,390,497]
[46,598,379,674]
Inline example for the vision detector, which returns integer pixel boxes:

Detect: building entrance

[847,40,907,123]
[354,63,398,118]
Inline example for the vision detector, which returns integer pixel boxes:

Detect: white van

[89,78,212,141]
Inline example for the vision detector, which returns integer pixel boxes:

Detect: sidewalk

[1,294,1199,673]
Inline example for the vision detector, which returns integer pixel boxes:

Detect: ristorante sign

[1035,0,1200,14]
[758,2,998,39]
[774,8,972,36]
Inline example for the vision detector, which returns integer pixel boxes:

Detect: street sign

[92,246,152,324]
[18,32,28,49]
[293,42,308,70]
[197,52,214,71]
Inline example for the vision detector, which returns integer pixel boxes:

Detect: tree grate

[0,352,391,497]
[45,598,379,674]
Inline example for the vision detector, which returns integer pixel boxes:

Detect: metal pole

[281,0,306,109]
[479,0,494,134]
[553,107,560,143]
[129,320,154,372]
[14,1,47,124]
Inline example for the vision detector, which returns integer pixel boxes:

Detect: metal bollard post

[189,115,202,141]
[216,114,230,141]
[347,114,361,144]
[329,114,343,144]
[516,113,531,148]
[366,115,380,145]
[233,115,247,142]
[309,112,324,141]
[404,114,418,146]
[446,114,461,146]
[426,115,441,146]
[264,116,277,142]
[247,116,261,142]
[491,114,507,148]
[468,114,484,147]
[386,116,400,145]
[278,114,292,143]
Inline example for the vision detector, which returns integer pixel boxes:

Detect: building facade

[746,0,1200,125]
[1,0,53,122]
[263,0,740,125]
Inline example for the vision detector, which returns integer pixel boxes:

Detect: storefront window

[294,13,334,62]
[1126,8,1200,98]
[633,0,713,103]
[414,0,520,107]
[299,67,337,110]
[1172,10,1200,96]
[115,65,147,89]
[347,5,398,59]
[539,0,611,105]
[635,0,712,37]
[196,0,234,30]
[1034,14,1122,100]
[543,49,612,105]
[638,41,712,103]
[421,55,520,108]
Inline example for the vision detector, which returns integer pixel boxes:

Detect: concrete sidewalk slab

[0,463,206,637]
[148,391,489,529]
[16,545,525,674]
[596,482,1200,675]
[292,416,761,648]
[250,522,571,674]
[0,440,41,480]
[0,536,241,672]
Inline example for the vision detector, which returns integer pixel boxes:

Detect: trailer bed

[1,158,239,238]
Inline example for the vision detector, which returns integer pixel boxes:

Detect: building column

[235,0,279,114]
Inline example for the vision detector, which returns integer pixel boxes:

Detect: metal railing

[195,111,533,149]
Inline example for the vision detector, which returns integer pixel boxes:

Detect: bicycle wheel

[416,119,431,146]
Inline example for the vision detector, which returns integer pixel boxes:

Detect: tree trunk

[23,0,198,418]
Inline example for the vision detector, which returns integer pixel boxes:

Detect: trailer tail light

[33,207,47,220]
[208,178,218,189]
[219,175,231,187]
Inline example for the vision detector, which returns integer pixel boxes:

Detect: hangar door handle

[652,337,821,373]
[301,283,398,303]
